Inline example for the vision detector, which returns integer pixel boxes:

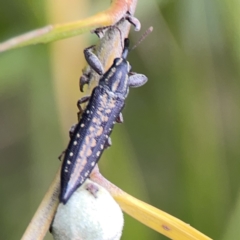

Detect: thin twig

[0,0,136,52]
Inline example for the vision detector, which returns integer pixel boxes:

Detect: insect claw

[104,137,112,148]
[79,74,90,92]
[58,151,65,161]
[125,12,141,31]
[116,112,124,123]
[77,96,90,111]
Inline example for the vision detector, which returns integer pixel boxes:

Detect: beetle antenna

[131,26,153,51]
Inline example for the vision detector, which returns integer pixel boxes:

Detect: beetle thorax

[99,58,131,98]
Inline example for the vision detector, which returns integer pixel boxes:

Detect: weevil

[60,38,148,204]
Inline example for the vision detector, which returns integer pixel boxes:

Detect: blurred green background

[1,0,240,239]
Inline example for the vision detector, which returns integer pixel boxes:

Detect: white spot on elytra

[100,145,104,149]
[81,123,85,128]
[67,160,71,164]
[74,141,77,145]
[77,133,80,138]
[91,162,95,166]
[96,151,101,157]
[70,152,73,157]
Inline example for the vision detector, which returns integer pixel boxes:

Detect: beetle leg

[69,124,77,138]
[128,72,148,88]
[116,112,124,123]
[84,45,104,76]
[77,96,91,120]
[124,12,141,31]
[79,73,91,92]
[58,123,77,161]
[77,96,90,110]
[58,151,65,161]
[104,137,112,148]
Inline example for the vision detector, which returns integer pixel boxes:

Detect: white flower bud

[51,179,124,240]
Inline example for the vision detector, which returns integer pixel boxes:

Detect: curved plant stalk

[0,0,137,53]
